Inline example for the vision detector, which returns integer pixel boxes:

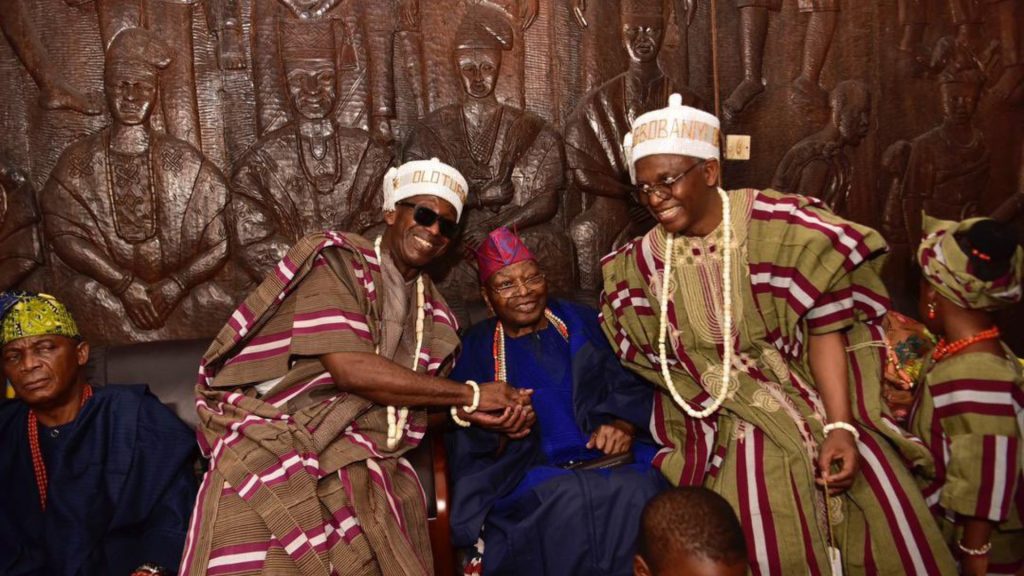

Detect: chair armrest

[427,412,455,576]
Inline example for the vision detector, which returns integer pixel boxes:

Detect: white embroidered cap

[623,93,721,183]
[383,158,469,221]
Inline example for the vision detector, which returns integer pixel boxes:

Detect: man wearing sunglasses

[599,94,957,574]
[445,227,666,575]
[183,159,531,576]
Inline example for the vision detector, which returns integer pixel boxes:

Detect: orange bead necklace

[27,384,93,510]
[931,327,1001,362]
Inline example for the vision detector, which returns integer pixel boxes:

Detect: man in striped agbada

[599,94,958,575]
[182,158,528,576]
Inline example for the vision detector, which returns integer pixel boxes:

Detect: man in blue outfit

[0,292,197,576]
[447,228,667,575]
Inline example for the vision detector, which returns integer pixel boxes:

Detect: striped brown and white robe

[181,232,460,576]
[600,189,957,575]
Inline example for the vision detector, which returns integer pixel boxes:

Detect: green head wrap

[917,215,1023,311]
[0,292,81,346]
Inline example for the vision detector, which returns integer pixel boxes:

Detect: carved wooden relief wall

[0,0,1020,346]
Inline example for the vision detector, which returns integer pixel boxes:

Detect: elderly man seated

[446,228,667,575]
[0,292,197,576]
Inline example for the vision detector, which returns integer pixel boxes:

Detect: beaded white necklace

[375,235,426,449]
[658,188,732,419]
[493,308,569,382]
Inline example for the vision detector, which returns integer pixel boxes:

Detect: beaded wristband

[822,422,860,442]
[451,380,480,428]
[957,541,992,556]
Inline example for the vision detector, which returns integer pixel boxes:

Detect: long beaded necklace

[931,326,1000,362]
[28,383,93,510]
[492,309,569,382]
[658,188,733,419]
[374,236,425,449]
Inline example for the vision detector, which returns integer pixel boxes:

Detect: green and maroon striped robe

[600,189,956,575]
[909,346,1023,574]
[181,232,460,576]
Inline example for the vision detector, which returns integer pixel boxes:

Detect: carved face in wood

[455,48,502,99]
[939,81,980,127]
[621,14,664,64]
[286,60,338,121]
[834,86,871,146]
[105,63,158,126]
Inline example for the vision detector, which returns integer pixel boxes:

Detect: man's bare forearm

[321,351,474,408]
[809,331,853,426]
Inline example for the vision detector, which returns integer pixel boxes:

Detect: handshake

[454,380,536,439]
[454,381,637,455]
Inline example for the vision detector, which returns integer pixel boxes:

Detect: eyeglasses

[490,273,546,297]
[396,201,459,239]
[633,160,705,202]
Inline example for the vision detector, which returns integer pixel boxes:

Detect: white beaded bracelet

[451,380,480,428]
[957,541,992,556]
[822,421,860,442]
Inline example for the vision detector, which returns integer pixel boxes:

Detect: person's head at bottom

[634,487,748,576]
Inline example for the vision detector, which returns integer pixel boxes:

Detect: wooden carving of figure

[722,0,840,118]
[944,0,1021,103]
[564,0,705,292]
[897,0,1021,101]
[40,28,232,342]
[251,0,416,143]
[899,46,989,246]
[772,79,871,216]
[0,158,43,290]
[80,0,207,150]
[206,0,246,71]
[0,0,101,114]
[230,18,394,282]
[404,0,572,312]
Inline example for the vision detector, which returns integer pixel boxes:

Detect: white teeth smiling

[656,206,681,221]
[413,236,434,250]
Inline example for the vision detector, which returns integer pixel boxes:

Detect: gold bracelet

[957,541,992,556]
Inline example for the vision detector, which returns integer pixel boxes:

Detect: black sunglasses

[396,201,459,239]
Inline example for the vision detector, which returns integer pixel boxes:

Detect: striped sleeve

[930,355,1023,522]
[749,190,887,337]
[290,252,376,357]
[806,284,855,335]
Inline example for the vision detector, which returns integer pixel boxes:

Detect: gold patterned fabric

[0,292,80,345]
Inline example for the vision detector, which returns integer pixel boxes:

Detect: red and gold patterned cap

[476,227,535,284]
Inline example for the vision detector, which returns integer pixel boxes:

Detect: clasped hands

[121,277,185,330]
[454,380,535,439]
[454,381,637,456]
